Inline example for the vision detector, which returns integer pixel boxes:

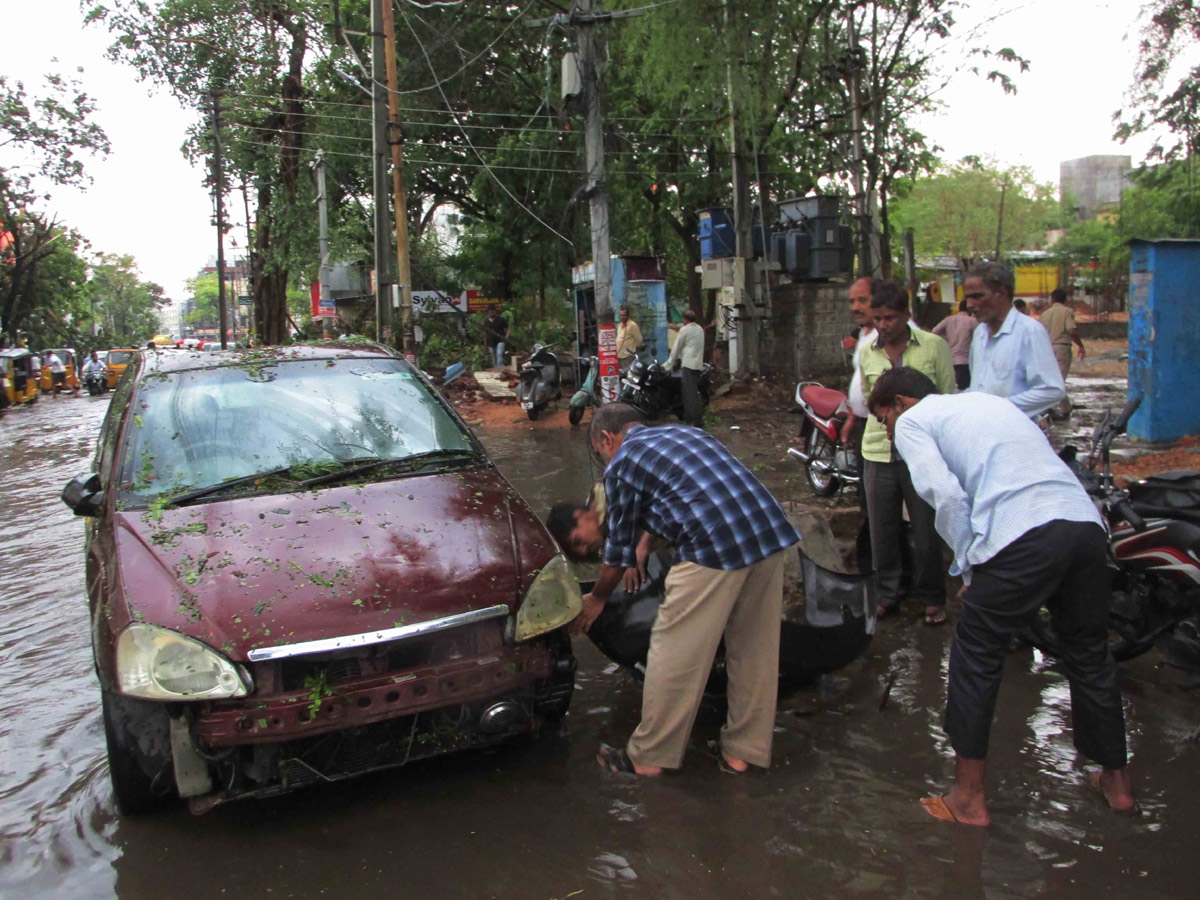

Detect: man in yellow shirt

[616,305,643,374]
[858,280,956,624]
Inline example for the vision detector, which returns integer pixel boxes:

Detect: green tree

[89,254,167,346]
[889,159,1059,267]
[184,272,221,331]
[1115,0,1200,163]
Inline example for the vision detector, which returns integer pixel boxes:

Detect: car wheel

[805,430,838,497]
[100,687,179,815]
[568,405,585,426]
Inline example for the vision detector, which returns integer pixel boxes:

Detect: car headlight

[514,554,582,642]
[117,623,250,700]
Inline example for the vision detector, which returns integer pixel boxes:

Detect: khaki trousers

[1054,345,1072,414]
[626,549,786,769]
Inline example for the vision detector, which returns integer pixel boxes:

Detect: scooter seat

[800,385,847,420]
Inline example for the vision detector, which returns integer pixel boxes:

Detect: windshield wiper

[298,448,481,488]
[163,465,299,508]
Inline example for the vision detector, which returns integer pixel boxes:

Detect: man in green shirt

[858,280,956,624]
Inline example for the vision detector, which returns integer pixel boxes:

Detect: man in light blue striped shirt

[965,262,1066,418]
[868,366,1134,826]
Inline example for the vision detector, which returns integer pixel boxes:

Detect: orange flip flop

[921,795,960,823]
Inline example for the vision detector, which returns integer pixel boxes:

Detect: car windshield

[108,351,133,365]
[117,357,476,506]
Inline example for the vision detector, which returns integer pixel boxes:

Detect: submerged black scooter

[584,546,875,692]
[516,344,561,420]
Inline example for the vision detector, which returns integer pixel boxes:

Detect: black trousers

[864,458,944,609]
[680,367,703,427]
[953,363,970,391]
[946,520,1127,769]
[850,417,872,574]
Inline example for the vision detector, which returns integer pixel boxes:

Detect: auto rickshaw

[104,348,137,389]
[39,348,81,394]
[1,348,41,408]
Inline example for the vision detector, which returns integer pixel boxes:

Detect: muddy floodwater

[2,376,1200,899]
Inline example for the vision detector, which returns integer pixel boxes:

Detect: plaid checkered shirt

[602,424,801,571]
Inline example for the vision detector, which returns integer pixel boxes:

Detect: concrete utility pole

[576,0,618,401]
[379,0,415,358]
[370,0,393,342]
[723,0,758,376]
[240,181,255,341]
[210,90,229,350]
[995,178,1008,259]
[844,10,880,278]
[314,151,332,334]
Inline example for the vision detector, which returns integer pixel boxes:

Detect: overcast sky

[3,0,1157,304]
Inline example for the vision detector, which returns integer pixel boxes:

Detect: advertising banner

[597,322,619,403]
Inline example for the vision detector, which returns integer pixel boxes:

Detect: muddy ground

[2,347,1199,898]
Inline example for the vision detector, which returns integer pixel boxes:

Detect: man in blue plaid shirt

[572,403,801,776]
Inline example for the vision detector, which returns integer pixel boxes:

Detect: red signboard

[310,281,336,318]
[597,322,619,403]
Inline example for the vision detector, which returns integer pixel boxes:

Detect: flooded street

[3,378,1200,899]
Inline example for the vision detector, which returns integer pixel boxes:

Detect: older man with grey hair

[963,262,1065,418]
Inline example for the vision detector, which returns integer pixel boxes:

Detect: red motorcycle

[1025,396,1200,675]
[787,382,860,497]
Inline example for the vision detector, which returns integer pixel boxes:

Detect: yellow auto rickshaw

[39,348,81,394]
[105,348,137,390]
[1,348,40,408]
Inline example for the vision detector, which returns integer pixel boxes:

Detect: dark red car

[62,344,580,814]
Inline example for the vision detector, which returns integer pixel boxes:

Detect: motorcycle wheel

[527,406,540,421]
[1020,617,1146,663]
[568,405,585,426]
[805,430,839,497]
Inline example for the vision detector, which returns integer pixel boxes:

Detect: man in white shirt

[666,309,705,427]
[965,262,1065,417]
[45,351,66,395]
[868,366,1134,826]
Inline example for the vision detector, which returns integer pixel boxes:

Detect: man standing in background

[666,310,705,427]
[857,280,956,625]
[964,262,1065,418]
[616,305,643,375]
[932,300,978,390]
[1040,288,1086,418]
[484,307,510,368]
[840,276,878,574]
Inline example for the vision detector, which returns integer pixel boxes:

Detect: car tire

[100,687,179,815]
[568,405,585,426]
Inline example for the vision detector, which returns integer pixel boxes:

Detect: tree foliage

[89,253,168,346]
[888,159,1059,267]
[1115,0,1200,163]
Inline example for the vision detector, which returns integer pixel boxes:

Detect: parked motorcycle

[1023,396,1200,675]
[787,382,860,497]
[568,355,601,426]
[84,371,107,396]
[619,359,714,421]
[584,545,875,694]
[516,345,561,420]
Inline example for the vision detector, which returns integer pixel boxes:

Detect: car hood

[113,466,555,660]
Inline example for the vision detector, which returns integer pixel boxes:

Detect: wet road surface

[2,380,1200,899]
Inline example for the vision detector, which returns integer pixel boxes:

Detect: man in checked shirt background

[570,402,801,776]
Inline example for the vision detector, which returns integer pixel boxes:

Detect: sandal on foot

[924,607,948,627]
[596,744,637,775]
[705,740,748,775]
[921,795,960,823]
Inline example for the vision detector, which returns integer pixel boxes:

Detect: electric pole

[241,181,255,341]
[379,0,415,359]
[210,89,229,350]
[314,151,332,337]
[724,0,757,376]
[576,0,617,401]
[370,0,393,343]
[844,10,879,278]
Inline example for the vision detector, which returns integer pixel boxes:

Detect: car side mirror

[62,473,104,517]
